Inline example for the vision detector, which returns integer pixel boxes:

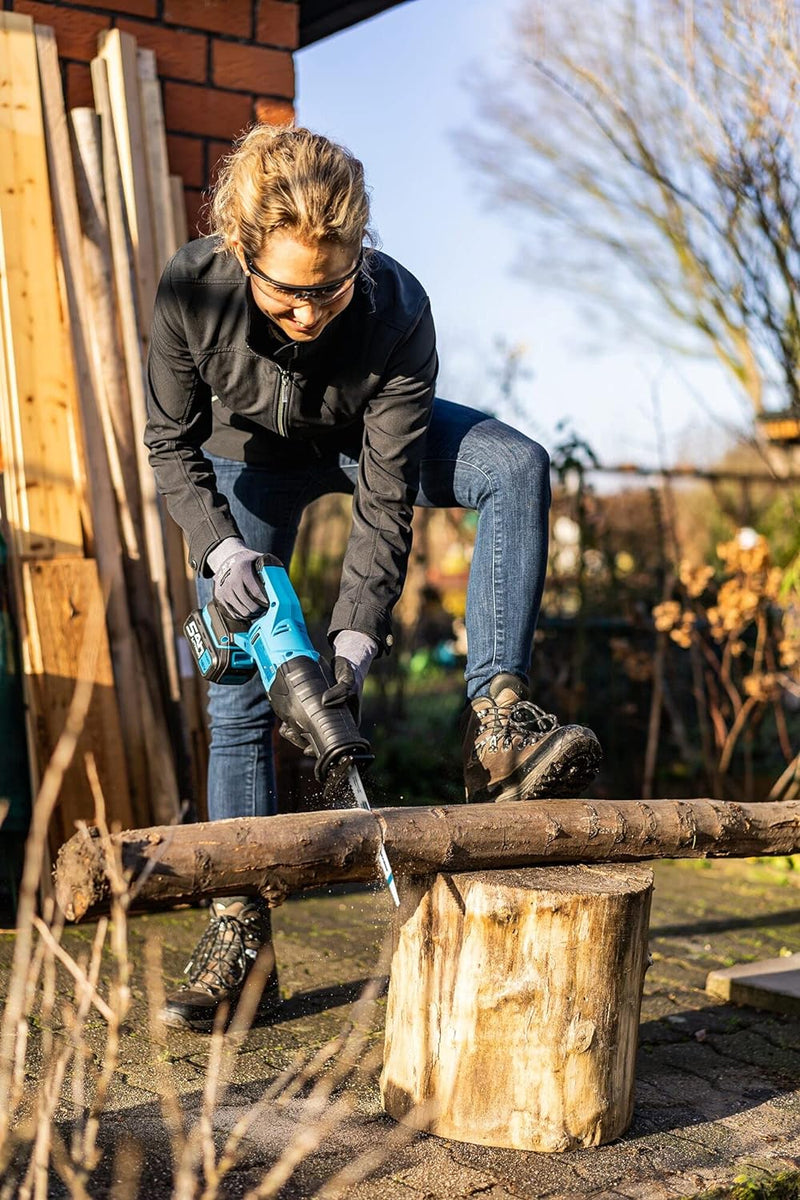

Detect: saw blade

[346,764,400,907]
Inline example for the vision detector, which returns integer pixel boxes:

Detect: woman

[145,125,601,1029]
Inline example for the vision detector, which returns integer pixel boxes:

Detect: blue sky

[297,0,747,467]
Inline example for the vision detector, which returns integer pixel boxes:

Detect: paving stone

[394,1152,499,1195]
[706,951,800,1016]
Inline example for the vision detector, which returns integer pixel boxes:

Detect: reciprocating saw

[183,555,399,906]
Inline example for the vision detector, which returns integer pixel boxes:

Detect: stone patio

[2,856,800,1198]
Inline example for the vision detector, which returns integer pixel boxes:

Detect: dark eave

[299,0,415,47]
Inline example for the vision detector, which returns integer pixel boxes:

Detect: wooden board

[68,107,144,568]
[37,27,182,829]
[23,558,133,851]
[91,53,182,711]
[0,13,84,558]
[170,175,188,248]
[97,29,158,339]
[137,48,177,271]
[136,46,208,805]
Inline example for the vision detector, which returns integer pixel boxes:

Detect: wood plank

[137,48,177,270]
[90,53,182,711]
[68,108,181,825]
[68,107,144,569]
[37,26,180,829]
[24,558,133,853]
[0,13,84,557]
[97,29,158,339]
[136,47,209,805]
[169,175,188,248]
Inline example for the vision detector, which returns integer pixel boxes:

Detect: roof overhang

[299,0,416,47]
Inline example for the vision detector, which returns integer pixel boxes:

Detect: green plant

[683,1167,800,1200]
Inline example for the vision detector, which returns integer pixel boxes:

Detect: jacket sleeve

[328,299,438,654]
[144,260,242,575]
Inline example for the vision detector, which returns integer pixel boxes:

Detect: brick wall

[7,0,298,235]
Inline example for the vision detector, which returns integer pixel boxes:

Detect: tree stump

[380,864,653,1152]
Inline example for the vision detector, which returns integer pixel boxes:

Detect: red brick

[166,134,205,188]
[207,137,232,176]
[213,41,293,97]
[184,187,207,238]
[164,81,252,140]
[254,96,294,126]
[66,60,94,108]
[116,19,208,83]
[256,0,298,49]
[68,0,157,17]
[12,2,110,61]
[163,0,252,38]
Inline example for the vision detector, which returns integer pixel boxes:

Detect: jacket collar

[244,277,369,364]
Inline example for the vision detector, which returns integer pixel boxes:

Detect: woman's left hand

[321,630,379,725]
[321,655,361,723]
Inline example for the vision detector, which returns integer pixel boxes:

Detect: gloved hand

[208,538,279,621]
[321,630,379,724]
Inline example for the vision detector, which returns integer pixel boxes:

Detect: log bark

[54,798,800,921]
[380,865,653,1150]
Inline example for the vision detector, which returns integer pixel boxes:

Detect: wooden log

[54,798,800,921]
[380,864,653,1150]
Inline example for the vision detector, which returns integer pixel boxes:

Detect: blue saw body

[183,558,398,905]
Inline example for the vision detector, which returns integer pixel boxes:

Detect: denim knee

[487,429,551,506]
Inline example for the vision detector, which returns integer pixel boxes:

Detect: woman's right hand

[209,539,271,620]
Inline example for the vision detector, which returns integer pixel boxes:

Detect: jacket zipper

[277,366,291,437]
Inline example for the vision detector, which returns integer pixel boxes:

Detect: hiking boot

[161,897,280,1032]
[461,673,602,803]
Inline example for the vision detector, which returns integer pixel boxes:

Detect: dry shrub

[0,605,422,1198]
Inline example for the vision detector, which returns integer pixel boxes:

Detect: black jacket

[144,237,438,652]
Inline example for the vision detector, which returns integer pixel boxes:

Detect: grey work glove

[208,538,278,621]
[321,630,379,725]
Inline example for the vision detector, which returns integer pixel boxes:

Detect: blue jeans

[196,399,551,819]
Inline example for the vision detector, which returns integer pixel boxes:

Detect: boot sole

[160,992,282,1032]
[468,727,602,804]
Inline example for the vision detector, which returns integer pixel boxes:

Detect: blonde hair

[208,124,375,260]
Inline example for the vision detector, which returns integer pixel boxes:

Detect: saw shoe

[161,897,280,1032]
[461,673,602,803]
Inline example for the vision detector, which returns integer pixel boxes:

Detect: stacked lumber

[0,13,208,855]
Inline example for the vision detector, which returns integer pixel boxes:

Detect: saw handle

[268,656,373,782]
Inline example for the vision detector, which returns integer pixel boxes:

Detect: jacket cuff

[328,598,395,657]
[188,516,242,577]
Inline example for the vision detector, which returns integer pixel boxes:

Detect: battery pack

[183,602,255,683]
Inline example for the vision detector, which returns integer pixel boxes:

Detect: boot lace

[184,913,260,996]
[475,698,558,754]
